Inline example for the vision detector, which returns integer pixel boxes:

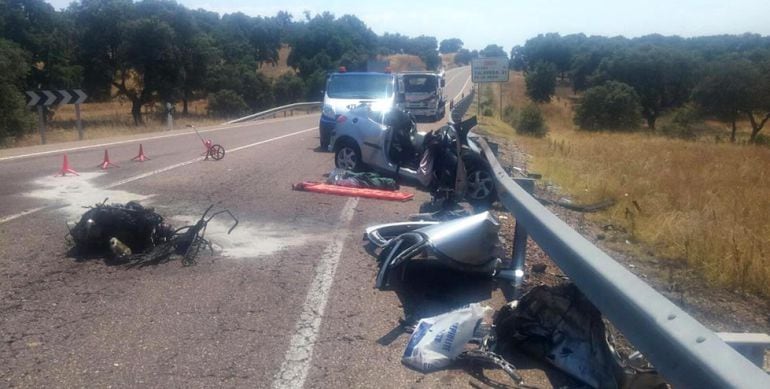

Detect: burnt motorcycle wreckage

[68,200,238,266]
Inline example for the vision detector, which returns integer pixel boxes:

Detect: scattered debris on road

[402,303,492,372]
[68,200,238,266]
[493,284,666,389]
[326,168,399,190]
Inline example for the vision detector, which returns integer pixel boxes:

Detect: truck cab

[400,72,446,122]
[319,69,401,150]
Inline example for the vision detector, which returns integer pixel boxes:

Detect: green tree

[574,81,642,131]
[522,33,574,79]
[0,39,34,140]
[454,49,477,66]
[1,0,82,89]
[480,44,507,58]
[272,73,305,105]
[509,45,525,71]
[516,104,547,137]
[692,58,770,142]
[592,47,695,130]
[525,61,557,103]
[207,89,248,117]
[439,38,463,53]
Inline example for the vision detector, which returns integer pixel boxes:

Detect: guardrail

[470,134,770,388]
[450,88,475,123]
[225,102,322,124]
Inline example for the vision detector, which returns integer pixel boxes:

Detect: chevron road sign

[25,89,87,107]
[26,89,89,144]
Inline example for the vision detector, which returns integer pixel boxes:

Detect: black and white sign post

[25,89,88,144]
[471,58,510,119]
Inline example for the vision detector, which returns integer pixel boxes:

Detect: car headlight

[322,105,335,117]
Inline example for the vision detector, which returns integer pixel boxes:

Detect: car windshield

[327,74,394,99]
[403,75,437,93]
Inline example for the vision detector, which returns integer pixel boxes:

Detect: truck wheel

[335,141,363,171]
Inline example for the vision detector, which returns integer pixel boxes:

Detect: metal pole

[75,103,83,140]
[511,177,535,298]
[166,102,173,131]
[499,82,503,120]
[476,83,480,117]
[37,105,47,145]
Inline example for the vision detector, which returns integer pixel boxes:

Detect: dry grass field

[476,72,770,297]
[9,99,219,148]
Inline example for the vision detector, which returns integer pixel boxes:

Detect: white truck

[400,71,446,122]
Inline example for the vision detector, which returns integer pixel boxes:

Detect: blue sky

[47,0,770,50]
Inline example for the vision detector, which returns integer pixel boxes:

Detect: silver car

[330,104,496,205]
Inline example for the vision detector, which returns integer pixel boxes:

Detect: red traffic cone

[131,144,151,162]
[55,154,79,176]
[98,149,119,169]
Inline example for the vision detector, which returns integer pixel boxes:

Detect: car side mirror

[440,79,446,87]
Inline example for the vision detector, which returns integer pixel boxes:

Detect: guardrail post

[511,177,535,297]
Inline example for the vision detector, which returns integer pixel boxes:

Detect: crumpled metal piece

[374,211,501,289]
[364,221,439,247]
[494,284,631,389]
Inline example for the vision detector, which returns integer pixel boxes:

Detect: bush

[516,104,547,137]
[502,105,517,126]
[207,89,249,118]
[574,81,642,131]
[660,105,701,140]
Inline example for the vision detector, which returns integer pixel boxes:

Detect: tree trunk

[182,89,189,116]
[131,98,143,126]
[645,115,656,130]
[747,112,770,143]
[730,119,737,143]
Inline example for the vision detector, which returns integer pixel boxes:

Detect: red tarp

[292,181,414,202]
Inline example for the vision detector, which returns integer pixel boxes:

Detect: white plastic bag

[401,303,491,372]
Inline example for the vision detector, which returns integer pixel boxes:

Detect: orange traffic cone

[98,149,119,169]
[55,154,79,176]
[131,144,150,162]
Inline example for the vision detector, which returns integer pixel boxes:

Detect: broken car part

[493,284,666,389]
[364,221,439,247]
[375,211,501,289]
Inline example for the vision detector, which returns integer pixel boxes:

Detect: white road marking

[272,198,358,389]
[0,127,317,224]
[0,115,313,162]
[0,206,49,224]
[106,127,315,189]
[444,67,472,114]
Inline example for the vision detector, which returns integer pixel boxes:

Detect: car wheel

[335,141,363,171]
[464,159,496,206]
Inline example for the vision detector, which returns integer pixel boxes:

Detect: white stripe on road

[272,198,359,389]
[106,127,316,189]
[0,115,313,162]
[0,206,49,225]
[0,127,317,224]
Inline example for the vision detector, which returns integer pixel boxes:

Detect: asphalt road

[0,66,553,388]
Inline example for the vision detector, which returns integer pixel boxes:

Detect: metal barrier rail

[450,88,475,123]
[471,135,770,388]
[225,102,322,124]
